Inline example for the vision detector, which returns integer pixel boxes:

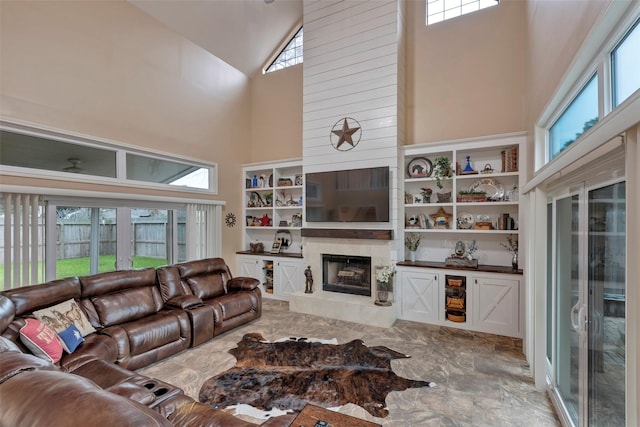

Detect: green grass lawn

[1,256,168,290]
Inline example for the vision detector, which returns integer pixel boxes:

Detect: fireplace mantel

[301,228,393,240]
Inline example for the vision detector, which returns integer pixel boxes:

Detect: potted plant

[456,189,487,203]
[404,233,422,262]
[433,156,453,189]
[375,265,396,306]
[500,234,519,269]
[420,188,433,203]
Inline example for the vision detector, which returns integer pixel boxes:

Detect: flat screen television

[305,166,390,222]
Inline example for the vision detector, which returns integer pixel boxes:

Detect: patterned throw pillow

[57,324,84,353]
[19,318,63,363]
[33,299,96,337]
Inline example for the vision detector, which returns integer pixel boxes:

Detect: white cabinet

[237,255,261,278]
[273,258,305,300]
[471,276,520,337]
[397,265,521,338]
[235,254,304,302]
[398,269,441,323]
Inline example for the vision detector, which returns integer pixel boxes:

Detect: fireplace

[322,254,371,297]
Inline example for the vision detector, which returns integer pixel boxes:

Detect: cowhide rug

[199,333,434,418]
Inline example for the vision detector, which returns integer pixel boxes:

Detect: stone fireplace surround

[289,237,397,328]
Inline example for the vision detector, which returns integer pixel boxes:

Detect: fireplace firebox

[322,254,372,296]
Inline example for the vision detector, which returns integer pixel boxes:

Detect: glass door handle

[570,301,582,331]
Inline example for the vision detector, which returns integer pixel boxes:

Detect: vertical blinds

[2,193,43,288]
[186,203,222,261]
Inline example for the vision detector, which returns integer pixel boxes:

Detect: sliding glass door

[47,202,185,280]
[550,180,626,427]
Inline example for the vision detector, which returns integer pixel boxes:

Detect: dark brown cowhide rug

[199,333,434,418]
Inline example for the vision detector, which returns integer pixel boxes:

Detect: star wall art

[330,117,361,151]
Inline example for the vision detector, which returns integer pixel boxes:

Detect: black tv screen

[305,166,390,222]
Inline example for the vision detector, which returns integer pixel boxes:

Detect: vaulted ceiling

[129,0,303,77]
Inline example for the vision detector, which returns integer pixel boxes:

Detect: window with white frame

[537,3,640,169]
[426,0,499,26]
[265,27,303,74]
[612,18,640,108]
[549,75,599,160]
[0,126,217,193]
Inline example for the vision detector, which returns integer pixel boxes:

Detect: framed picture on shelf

[270,240,281,254]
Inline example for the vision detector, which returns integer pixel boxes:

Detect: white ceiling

[129,0,303,77]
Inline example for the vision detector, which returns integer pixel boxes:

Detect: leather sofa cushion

[0,350,60,384]
[206,292,258,320]
[156,266,191,301]
[176,257,230,279]
[92,287,161,327]
[80,268,157,298]
[186,274,226,300]
[122,311,185,356]
[0,370,172,427]
[0,296,15,334]
[2,277,81,317]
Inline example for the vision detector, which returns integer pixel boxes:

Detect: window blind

[185,203,221,260]
[2,193,44,288]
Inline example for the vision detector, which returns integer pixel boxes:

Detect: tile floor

[138,300,560,426]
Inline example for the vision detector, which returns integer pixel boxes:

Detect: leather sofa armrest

[101,326,130,362]
[227,277,260,292]
[165,295,203,309]
[106,382,156,406]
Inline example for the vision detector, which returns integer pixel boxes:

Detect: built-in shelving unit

[401,133,525,267]
[238,159,305,301]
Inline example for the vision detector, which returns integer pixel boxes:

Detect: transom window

[426,0,499,26]
[612,18,640,108]
[549,75,599,160]
[0,126,217,193]
[265,27,303,74]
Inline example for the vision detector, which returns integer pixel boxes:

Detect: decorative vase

[375,281,392,306]
[409,250,417,262]
[512,252,518,270]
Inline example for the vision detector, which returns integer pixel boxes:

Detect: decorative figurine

[304,266,314,293]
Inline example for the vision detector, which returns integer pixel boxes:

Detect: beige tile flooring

[138,300,560,426]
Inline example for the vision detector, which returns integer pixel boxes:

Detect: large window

[426,0,499,26]
[0,126,217,193]
[548,75,599,160]
[612,18,640,108]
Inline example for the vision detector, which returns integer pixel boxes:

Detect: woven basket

[447,278,463,287]
[447,296,465,309]
[447,311,466,322]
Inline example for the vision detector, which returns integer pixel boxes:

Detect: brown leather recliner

[157,257,262,340]
[78,268,191,370]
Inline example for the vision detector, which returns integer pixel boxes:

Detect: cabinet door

[472,276,519,337]
[236,255,260,278]
[274,259,304,300]
[399,270,440,323]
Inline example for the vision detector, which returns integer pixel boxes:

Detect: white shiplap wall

[303,0,402,173]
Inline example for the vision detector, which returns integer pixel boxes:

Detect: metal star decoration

[330,117,361,151]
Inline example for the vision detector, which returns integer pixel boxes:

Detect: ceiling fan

[62,158,84,173]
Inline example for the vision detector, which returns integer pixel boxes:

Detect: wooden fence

[0,219,186,261]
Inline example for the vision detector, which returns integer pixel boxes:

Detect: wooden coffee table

[288,404,381,427]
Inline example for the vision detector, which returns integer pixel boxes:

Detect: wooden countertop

[236,251,303,259]
[397,260,523,275]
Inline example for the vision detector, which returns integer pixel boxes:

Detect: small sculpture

[304,266,314,293]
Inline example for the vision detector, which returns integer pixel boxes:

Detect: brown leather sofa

[0,258,293,427]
